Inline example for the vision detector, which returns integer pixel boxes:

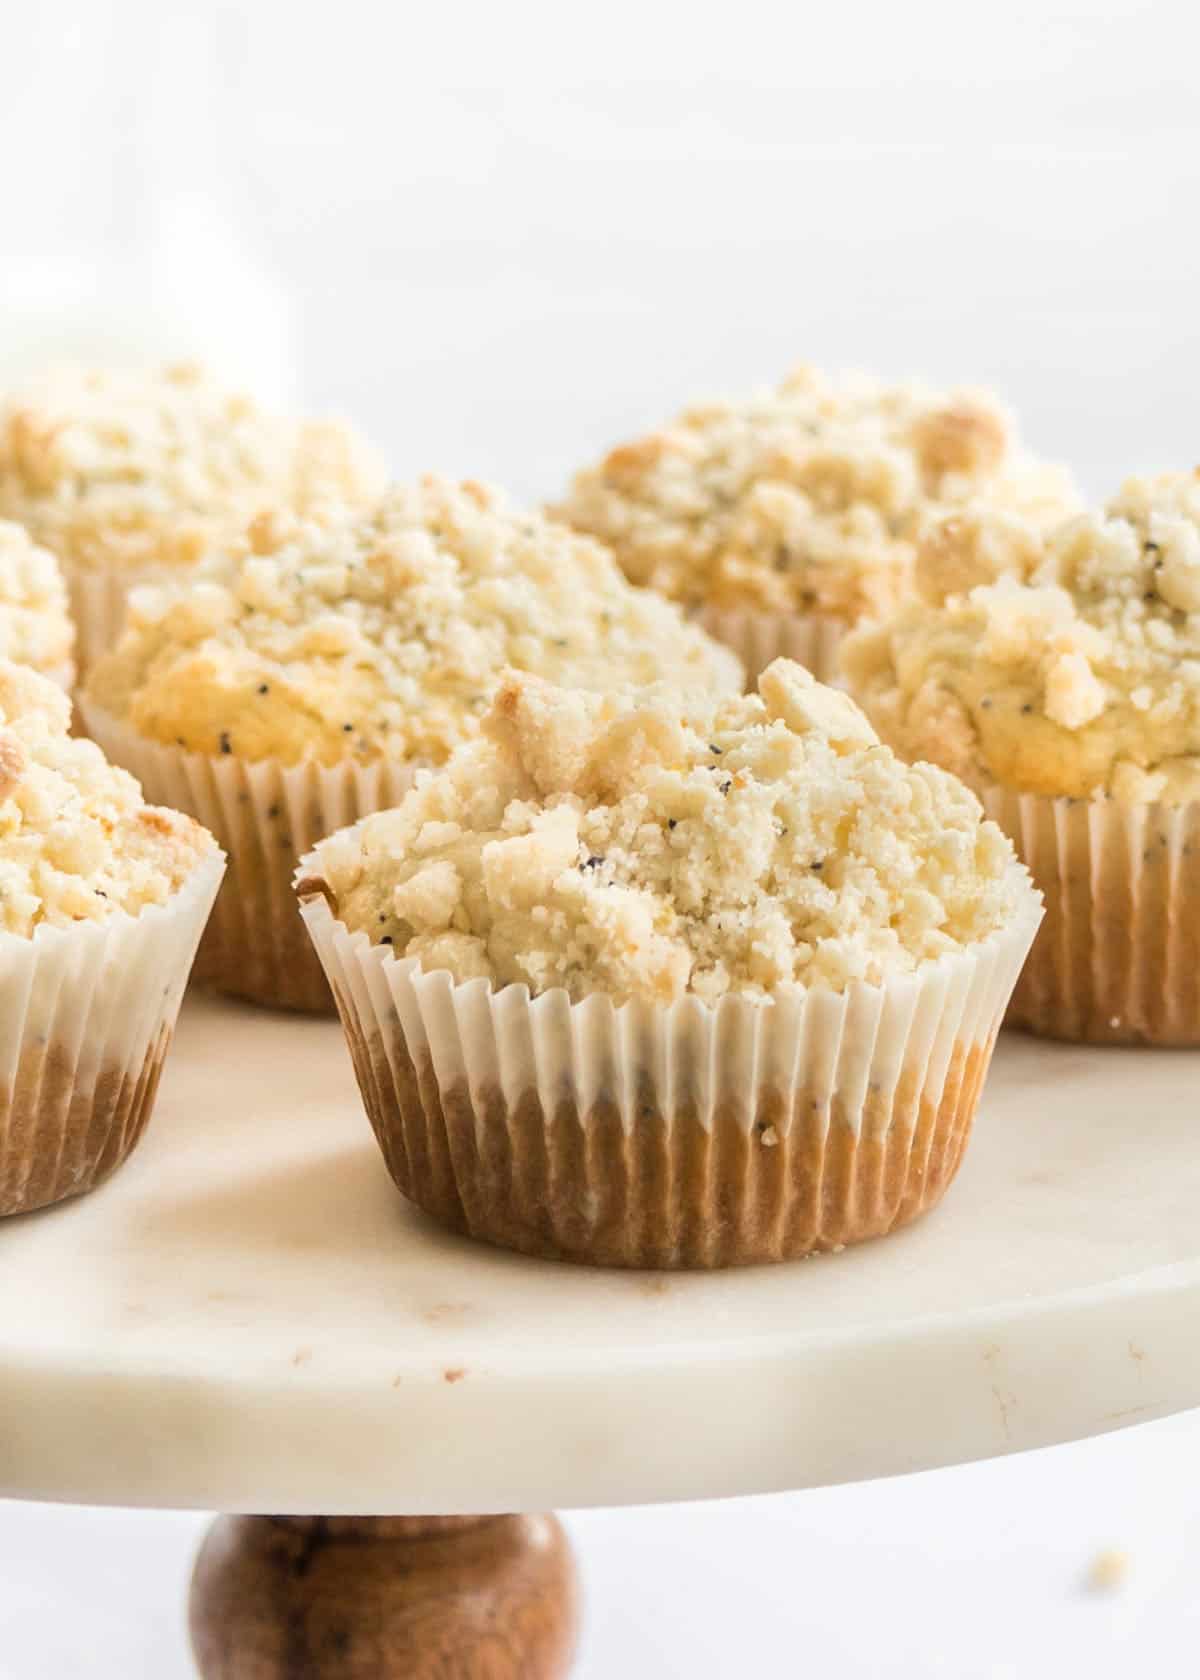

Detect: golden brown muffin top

[311,660,1026,1005]
[554,363,1077,622]
[0,660,213,936]
[0,361,386,576]
[843,471,1200,802]
[87,476,743,768]
[0,520,74,684]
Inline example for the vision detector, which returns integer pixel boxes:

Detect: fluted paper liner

[79,700,417,1012]
[66,566,139,680]
[695,605,847,688]
[0,847,224,1216]
[298,862,1041,1268]
[982,787,1200,1045]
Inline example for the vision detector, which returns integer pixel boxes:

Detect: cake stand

[2,995,1198,1677]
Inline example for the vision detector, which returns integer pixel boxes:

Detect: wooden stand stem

[188,1514,579,1678]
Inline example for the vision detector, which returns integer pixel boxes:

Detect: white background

[2,0,1200,1673]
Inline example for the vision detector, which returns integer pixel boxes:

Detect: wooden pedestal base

[188,1514,580,1678]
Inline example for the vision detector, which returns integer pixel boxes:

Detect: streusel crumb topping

[0,521,74,683]
[842,471,1200,802]
[553,363,1076,621]
[0,362,386,576]
[310,659,1025,1005]
[86,476,742,768]
[0,660,213,936]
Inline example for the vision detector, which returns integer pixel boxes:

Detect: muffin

[0,660,222,1215]
[842,471,1200,1043]
[553,363,1077,684]
[81,476,743,1012]
[0,361,385,674]
[297,660,1041,1268]
[0,520,75,689]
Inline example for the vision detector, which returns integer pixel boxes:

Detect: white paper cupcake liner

[298,859,1041,1268]
[65,566,138,680]
[694,605,848,688]
[981,786,1200,1045]
[80,700,417,1012]
[0,847,224,1216]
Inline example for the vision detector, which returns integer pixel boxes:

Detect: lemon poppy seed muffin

[87,476,742,767]
[842,470,1200,1042]
[0,660,222,1215]
[844,475,1200,801]
[0,361,386,671]
[299,662,1040,1267]
[316,662,1024,1001]
[0,521,75,688]
[554,363,1077,683]
[83,476,742,1010]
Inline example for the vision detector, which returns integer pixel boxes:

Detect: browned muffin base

[79,701,340,1014]
[0,1030,169,1216]
[336,988,992,1267]
[1007,801,1200,1046]
[194,804,334,1012]
[195,859,333,1015]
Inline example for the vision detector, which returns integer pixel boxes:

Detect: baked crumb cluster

[0,521,74,683]
[843,471,1200,802]
[86,476,742,768]
[0,661,212,936]
[311,660,1023,1005]
[554,364,1076,621]
[0,362,385,576]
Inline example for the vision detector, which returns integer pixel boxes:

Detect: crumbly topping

[553,363,1077,621]
[0,661,213,936]
[86,476,742,768]
[0,521,74,682]
[0,362,386,576]
[310,660,1024,1005]
[842,471,1200,803]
